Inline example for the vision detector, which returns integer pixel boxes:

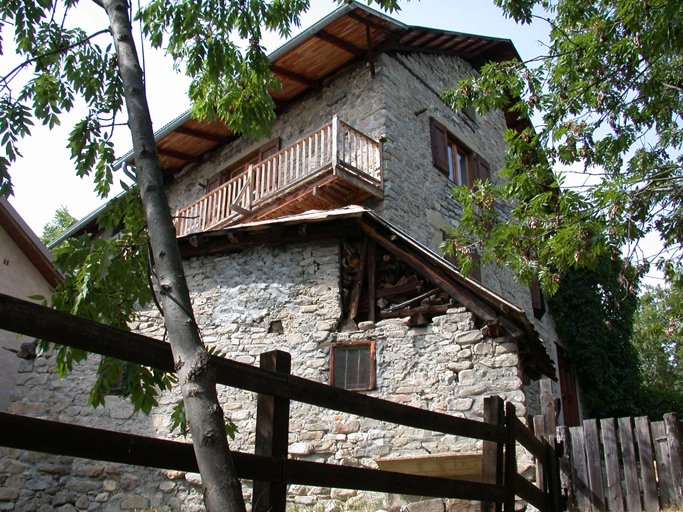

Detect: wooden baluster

[307,134,312,175]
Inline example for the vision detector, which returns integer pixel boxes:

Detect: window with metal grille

[330,341,375,391]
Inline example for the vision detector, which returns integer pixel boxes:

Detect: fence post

[482,396,504,512]
[253,350,291,512]
[664,413,683,508]
[504,402,517,512]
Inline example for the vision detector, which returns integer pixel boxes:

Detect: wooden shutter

[469,249,481,282]
[206,171,224,193]
[529,278,545,319]
[477,156,491,183]
[430,118,449,174]
[556,346,580,426]
[258,137,280,161]
[331,342,375,390]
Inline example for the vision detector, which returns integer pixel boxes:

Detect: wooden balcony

[174,116,382,237]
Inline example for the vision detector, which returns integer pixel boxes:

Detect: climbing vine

[548,256,641,419]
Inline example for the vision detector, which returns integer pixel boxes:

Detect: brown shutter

[477,156,491,183]
[206,171,224,193]
[530,278,546,319]
[430,118,449,173]
[469,249,482,282]
[467,154,478,188]
[557,345,580,426]
[258,137,280,161]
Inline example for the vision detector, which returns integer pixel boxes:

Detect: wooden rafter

[174,127,227,144]
[271,65,318,89]
[315,31,365,58]
[347,11,395,36]
[157,147,200,163]
[356,219,499,327]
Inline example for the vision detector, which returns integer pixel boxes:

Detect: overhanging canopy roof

[177,206,556,381]
[120,1,526,176]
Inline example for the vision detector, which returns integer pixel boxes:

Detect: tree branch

[1,28,110,85]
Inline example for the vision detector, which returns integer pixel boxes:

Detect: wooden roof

[176,206,556,381]
[127,1,527,176]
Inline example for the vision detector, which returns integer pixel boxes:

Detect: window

[430,118,490,187]
[442,231,481,282]
[206,137,280,193]
[330,341,375,391]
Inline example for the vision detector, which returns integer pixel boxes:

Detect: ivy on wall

[548,256,641,419]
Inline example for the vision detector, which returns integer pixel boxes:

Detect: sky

[4,0,553,236]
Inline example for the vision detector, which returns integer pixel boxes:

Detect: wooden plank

[378,304,451,319]
[375,279,424,298]
[544,438,562,512]
[540,379,557,444]
[367,239,376,323]
[618,417,643,512]
[385,287,441,312]
[512,413,545,460]
[357,220,500,325]
[0,293,507,443]
[514,473,550,512]
[664,413,683,508]
[348,236,368,320]
[635,416,660,512]
[651,421,675,508]
[286,458,507,502]
[0,411,506,503]
[253,351,291,512]
[584,419,606,512]
[556,427,574,511]
[600,418,624,512]
[569,426,590,512]
[482,396,504,512]
[504,403,517,512]
[534,415,547,492]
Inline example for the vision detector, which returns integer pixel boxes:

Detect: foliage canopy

[443,0,683,292]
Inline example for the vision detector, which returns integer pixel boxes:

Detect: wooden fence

[0,293,560,512]
[531,379,683,512]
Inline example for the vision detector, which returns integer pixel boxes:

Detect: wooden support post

[482,396,504,512]
[253,350,291,512]
[348,236,368,321]
[331,115,339,168]
[367,239,376,323]
[664,413,683,508]
[504,402,517,512]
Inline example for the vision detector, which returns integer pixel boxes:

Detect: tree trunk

[101,1,246,510]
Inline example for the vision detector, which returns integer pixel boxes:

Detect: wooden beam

[379,304,451,319]
[348,237,368,320]
[174,126,227,144]
[157,147,200,163]
[356,220,499,325]
[376,280,423,299]
[385,287,440,312]
[347,11,395,35]
[366,24,375,77]
[0,293,509,443]
[315,31,364,58]
[271,65,318,89]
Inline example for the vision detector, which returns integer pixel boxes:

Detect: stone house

[0,198,62,412]
[1,2,582,511]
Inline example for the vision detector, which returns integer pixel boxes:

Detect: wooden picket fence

[532,380,683,512]
[0,293,562,512]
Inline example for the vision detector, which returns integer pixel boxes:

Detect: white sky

[4,0,552,234]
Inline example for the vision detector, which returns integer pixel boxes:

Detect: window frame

[206,137,280,193]
[430,118,491,188]
[329,341,376,391]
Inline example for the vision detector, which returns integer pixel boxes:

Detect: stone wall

[2,238,529,511]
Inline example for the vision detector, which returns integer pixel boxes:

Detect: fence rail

[0,293,559,512]
[174,116,382,237]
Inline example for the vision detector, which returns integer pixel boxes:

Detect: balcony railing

[174,116,382,237]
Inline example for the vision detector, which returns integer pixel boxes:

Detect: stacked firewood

[341,239,457,327]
